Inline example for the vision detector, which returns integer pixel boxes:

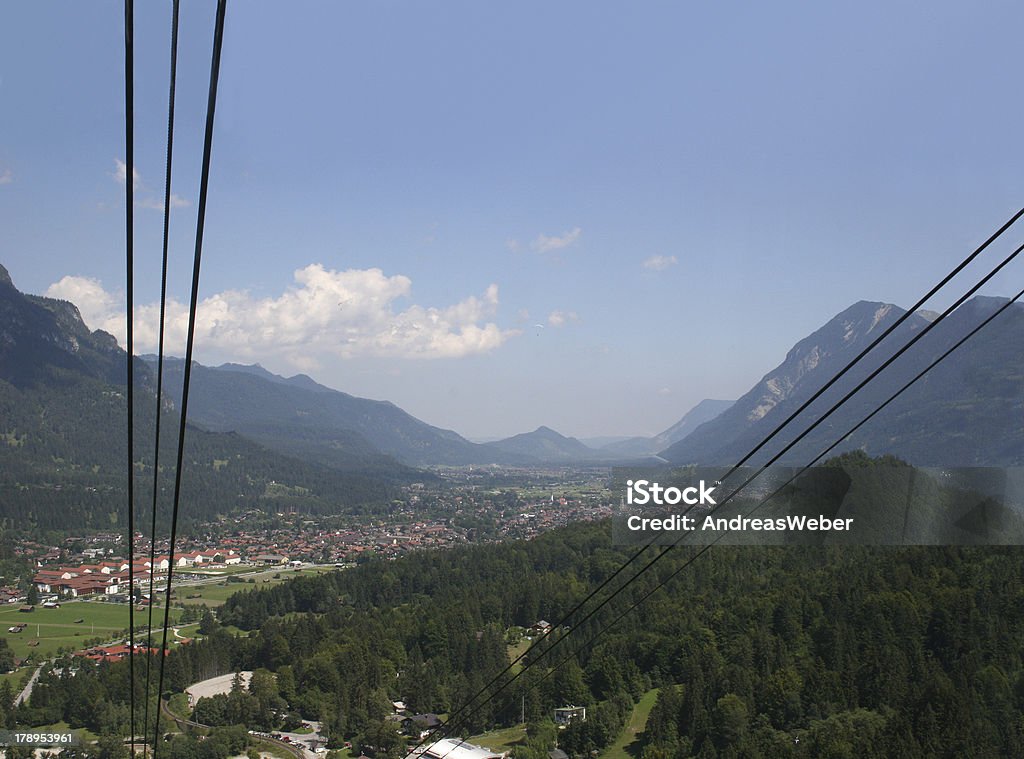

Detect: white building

[414,739,504,759]
[554,705,586,726]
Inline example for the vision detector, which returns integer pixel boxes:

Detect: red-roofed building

[33,570,74,593]
[75,643,167,663]
[57,575,120,598]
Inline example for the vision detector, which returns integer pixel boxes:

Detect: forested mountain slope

[0,266,401,531]
[661,298,1024,467]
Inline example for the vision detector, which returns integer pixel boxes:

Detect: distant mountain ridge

[5,259,1021,484]
[660,298,1024,467]
[484,426,597,462]
[599,398,735,457]
[149,358,531,468]
[215,362,332,394]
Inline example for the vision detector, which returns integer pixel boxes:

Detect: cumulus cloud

[46,264,514,365]
[112,159,140,190]
[532,227,582,253]
[45,275,126,340]
[0,169,13,185]
[547,310,579,328]
[642,254,678,271]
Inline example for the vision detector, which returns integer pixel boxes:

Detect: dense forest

[0,370,399,531]
[5,513,1023,758]
[0,276,416,532]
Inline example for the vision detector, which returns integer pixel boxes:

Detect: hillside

[0,268,402,531]
[151,359,529,468]
[0,263,133,389]
[485,426,598,462]
[660,298,1024,467]
[600,398,735,457]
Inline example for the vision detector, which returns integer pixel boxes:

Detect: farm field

[0,599,182,661]
[0,668,28,690]
[176,567,334,607]
[0,566,337,681]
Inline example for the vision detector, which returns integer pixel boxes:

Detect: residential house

[529,620,553,637]
[553,706,586,726]
[402,714,443,739]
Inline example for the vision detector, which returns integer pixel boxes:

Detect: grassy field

[167,692,192,719]
[0,567,331,682]
[174,622,201,638]
[22,720,99,744]
[0,599,182,661]
[0,668,30,691]
[176,568,333,607]
[600,687,660,759]
[506,638,532,673]
[253,739,297,759]
[468,724,526,753]
[176,582,257,606]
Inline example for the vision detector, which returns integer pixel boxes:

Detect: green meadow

[600,687,660,759]
[0,599,181,661]
[176,568,333,607]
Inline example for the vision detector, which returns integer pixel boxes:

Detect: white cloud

[658,386,672,396]
[45,276,126,341]
[112,158,140,190]
[137,193,191,211]
[642,254,678,271]
[46,264,515,364]
[531,227,582,253]
[111,159,190,210]
[547,310,579,328]
[0,169,13,185]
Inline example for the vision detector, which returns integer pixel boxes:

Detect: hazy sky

[2,2,1023,439]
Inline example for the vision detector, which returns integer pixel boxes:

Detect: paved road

[13,662,44,706]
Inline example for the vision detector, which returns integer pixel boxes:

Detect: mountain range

[598,398,736,457]
[2,260,1021,533]
[0,265,412,530]
[660,298,1024,467]
[153,362,707,468]
[148,357,527,468]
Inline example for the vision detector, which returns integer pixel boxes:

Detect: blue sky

[2,1,1023,439]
